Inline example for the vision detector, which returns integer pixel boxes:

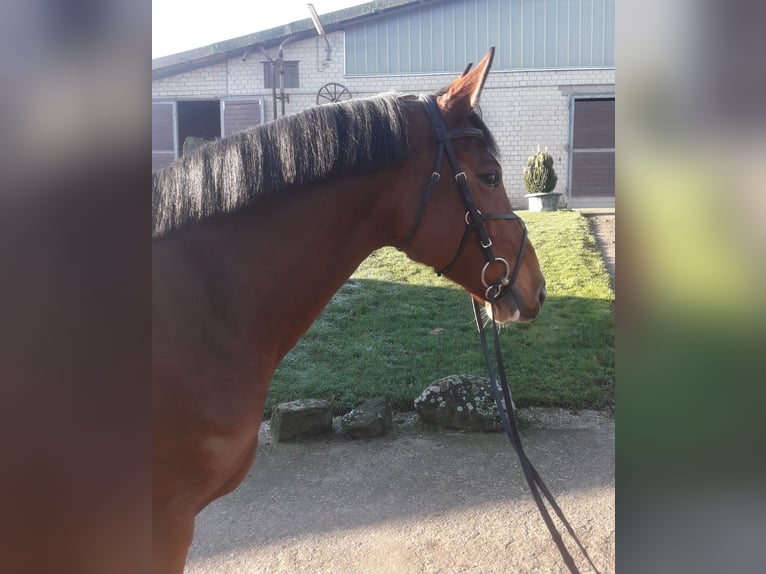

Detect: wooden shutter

[221,99,263,138]
[152,101,177,172]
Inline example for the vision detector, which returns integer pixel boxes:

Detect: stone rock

[271,399,333,443]
[413,374,503,431]
[341,396,393,439]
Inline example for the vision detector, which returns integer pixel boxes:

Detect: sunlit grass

[267,211,614,415]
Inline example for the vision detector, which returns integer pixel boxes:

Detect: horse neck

[189,174,395,368]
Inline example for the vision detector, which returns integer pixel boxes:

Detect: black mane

[152,94,410,238]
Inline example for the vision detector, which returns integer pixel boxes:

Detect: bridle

[399,95,599,574]
[398,95,528,303]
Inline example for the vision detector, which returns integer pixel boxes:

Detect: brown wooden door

[569,97,615,207]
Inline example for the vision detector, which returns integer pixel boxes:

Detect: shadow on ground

[186,415,614,573]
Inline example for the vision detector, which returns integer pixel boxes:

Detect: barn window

[176,100,221,155]
[263,61,299,89]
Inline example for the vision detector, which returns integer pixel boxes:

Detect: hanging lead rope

[472,297,601,574]
[399,92,600,572]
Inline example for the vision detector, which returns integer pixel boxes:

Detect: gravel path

[582,210,615,293]
[186,413,615,574]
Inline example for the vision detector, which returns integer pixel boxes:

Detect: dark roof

[152,0,433,80]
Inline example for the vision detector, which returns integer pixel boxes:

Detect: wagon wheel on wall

[316,82,352,105]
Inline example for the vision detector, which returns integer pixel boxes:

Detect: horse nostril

[539,287,547,307]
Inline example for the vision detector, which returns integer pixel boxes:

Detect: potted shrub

[523,146,561,211]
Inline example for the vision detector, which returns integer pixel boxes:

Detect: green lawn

[267,211,614,415]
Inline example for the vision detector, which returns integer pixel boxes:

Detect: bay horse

[152,48,546,573]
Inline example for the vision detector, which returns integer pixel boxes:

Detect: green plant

[523,146,558,194]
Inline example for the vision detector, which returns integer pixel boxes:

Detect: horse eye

[479,172,499,187]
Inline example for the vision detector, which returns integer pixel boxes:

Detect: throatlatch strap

[397,145,445,252]
[472,298,600,574]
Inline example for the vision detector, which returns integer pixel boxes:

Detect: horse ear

[437,47,495,118]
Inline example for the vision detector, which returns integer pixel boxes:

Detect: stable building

[152,0,614,209]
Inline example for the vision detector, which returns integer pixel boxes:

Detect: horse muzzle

[484,283,546,324]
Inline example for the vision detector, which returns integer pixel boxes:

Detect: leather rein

[399,95,599,574]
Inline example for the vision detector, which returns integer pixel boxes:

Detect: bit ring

[481,257,510,288]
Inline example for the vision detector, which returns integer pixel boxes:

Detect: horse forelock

[467,112,500,162]
[152,94,410,238]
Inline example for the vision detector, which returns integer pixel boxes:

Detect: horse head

[394,48,547,323]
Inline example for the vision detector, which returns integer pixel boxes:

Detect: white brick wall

[152,63,228,98]
[152,30,615,207]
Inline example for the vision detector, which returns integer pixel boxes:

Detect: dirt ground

[186,412,615,574]
[582,209,615,292]
[184,208,616,574]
